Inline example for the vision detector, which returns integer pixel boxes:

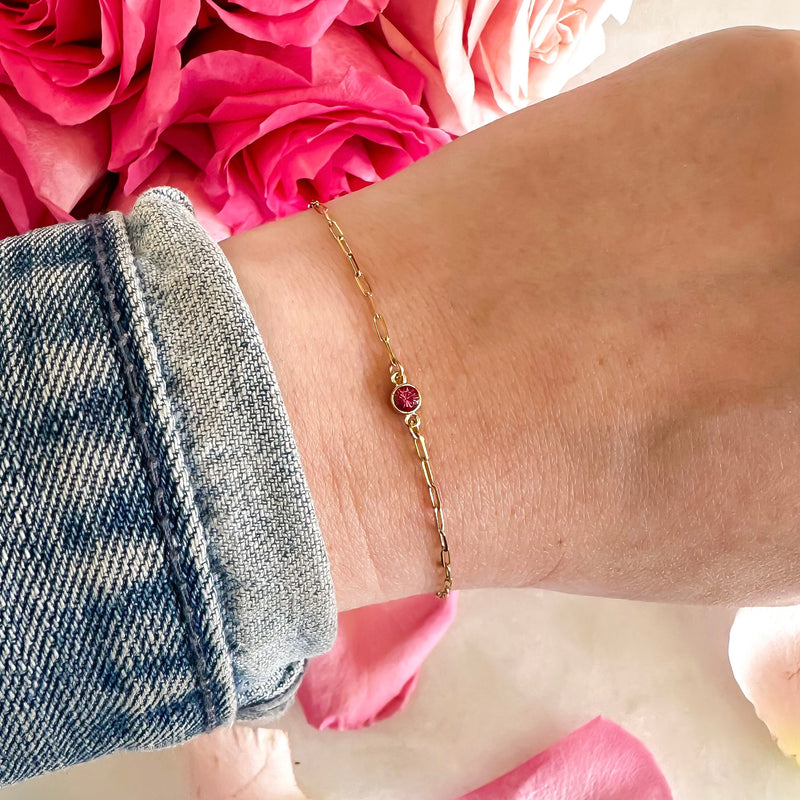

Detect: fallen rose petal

[729,605,800,764]
[455,716,673,800]
[298,593,459,730]
[183,726,310,800]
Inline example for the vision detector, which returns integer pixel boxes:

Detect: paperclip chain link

[309,200,453,598]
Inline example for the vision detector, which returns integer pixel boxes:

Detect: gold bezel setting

[391,383,422,414]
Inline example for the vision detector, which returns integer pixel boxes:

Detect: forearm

[224,26,800,611]
[219,190,460,611]
[220,131,621,610]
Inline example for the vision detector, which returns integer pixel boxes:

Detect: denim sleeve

[0,186,337,787]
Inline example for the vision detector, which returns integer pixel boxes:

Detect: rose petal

[203,0,346,47]
[0,85,109,237]
[201,0,388,47]
[338,0,389,26]
[109,0,201,169]
[729,605,800,763]
[298,593,459,730]
[183,727,310,800]
[455,717,673,800]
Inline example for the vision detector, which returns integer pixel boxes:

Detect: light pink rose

[0,85,110,238]
[729,605,800,764]
[200,0,389,47]
[379,0,631,134]
[0,0,199,170]
[118,23,451,235]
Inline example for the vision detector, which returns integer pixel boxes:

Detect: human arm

[223,25,800,611]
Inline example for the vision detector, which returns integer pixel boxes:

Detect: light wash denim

[0,186,338,787]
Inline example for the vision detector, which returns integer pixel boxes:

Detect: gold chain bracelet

[309,200,452,599]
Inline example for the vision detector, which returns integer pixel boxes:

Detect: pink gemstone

[392,384,420,413]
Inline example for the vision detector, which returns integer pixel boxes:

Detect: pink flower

[107,153,232,242]
[118,23,451,234]
[378,0,631,134]
[0,0,199,169]
[201,0,389,47]
[298,594,459,730]
[0,85,110,238]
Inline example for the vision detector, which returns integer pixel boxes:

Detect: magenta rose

[0,0,199,170]
[0,85,110,238]
[108,152,233,242]
[201,0,389,47]
[117,23,451,235]
[379,0,631,135]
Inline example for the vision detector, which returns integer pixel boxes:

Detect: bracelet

[308,200,453,599]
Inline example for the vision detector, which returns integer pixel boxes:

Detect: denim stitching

[126,189,337,715]
[88,214,217,728]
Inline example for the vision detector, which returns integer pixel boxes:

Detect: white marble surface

[279,591,800,799]
[4,1,800,798]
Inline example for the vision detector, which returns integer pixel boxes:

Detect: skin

[194,23,800,798]
[222,25,800,612]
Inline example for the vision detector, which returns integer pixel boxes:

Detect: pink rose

[379,0,631,134]
[107,153,232,242]
[201,0,389,47]
[0,0,199,169]
[0,85,110,238]
[118,23,451,234]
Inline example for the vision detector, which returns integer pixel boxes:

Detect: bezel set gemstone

[391,383,421,413]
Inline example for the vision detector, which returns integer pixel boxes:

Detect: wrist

[217,138,579,608]
[220,192,454,610]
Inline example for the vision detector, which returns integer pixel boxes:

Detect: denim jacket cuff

[123,186,338,721]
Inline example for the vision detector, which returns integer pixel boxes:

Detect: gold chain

[308,200,452,599]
